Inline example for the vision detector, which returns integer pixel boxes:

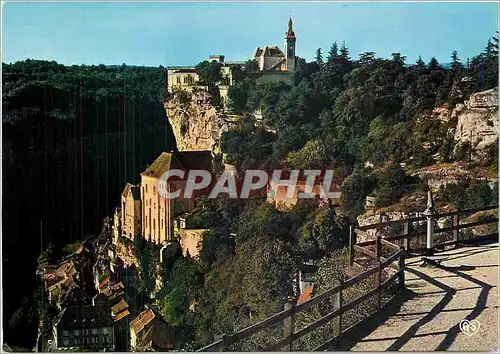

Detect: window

[153,219,156,231]
[63,338,69,347]
[176,76,181,84]
[153,186,156,195]
[149,198,151,207]
[92,328,98,335]
[184,76,188,84]
[146,185,148,193]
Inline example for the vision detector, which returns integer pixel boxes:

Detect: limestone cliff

[164,90,240,152]
[452,87,498,149]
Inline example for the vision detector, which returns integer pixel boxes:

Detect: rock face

[412,161,491,190]
[164,91,239,152]
[453,88,498,149]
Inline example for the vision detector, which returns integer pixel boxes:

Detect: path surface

[350,242,499,351]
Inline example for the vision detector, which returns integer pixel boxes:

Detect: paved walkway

[350,242,499,351]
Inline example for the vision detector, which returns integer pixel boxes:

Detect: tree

[375,163,409,208]
[195,61,222,85]
[340,41,350,61]
[327,42,339,63]
[391,52,406,66]
[243,59,259,75]
[492,31,499,54]
[340,170,376,221]
[416,56,425,67]
[358,52,376,66]
[315,48,324,66]
[285,139,328,169]
[428,57,440,70]
[450,50,462,79]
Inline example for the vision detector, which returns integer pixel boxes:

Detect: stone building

[130,309,178,351]
[52,304,114,351]
[166,17,298,94]
[139,150,213,245]
[120,183,141,240]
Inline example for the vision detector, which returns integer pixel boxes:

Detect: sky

[1,1,498,67]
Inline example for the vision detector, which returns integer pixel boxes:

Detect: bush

[341,170,376,221]
[375,163,410,208]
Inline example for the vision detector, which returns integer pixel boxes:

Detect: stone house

[140,150,213,246]
[52,304,114,351]
[167,67,200,93]
[129,309,178,351]
[120,183,141,241]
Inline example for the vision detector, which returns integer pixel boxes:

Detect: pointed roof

[286,17,296,39]
[122,183,141,200]
[141,151,213,179]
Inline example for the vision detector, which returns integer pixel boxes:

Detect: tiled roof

[113,309,130,322]
[297,285,314,304]
[253,47,263,58]
[141,151,213,179]
[141,153,183,178]
[122,183,140,200]
[56,305,113,330]
[130,309,156,335]
[111,299,129,315]
[262,45,285,57]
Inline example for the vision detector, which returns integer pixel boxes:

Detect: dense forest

[2,31,498,350]
[2,61,174,348]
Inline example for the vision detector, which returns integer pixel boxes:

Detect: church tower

[284,17,296,72]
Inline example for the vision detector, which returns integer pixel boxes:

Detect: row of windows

[61,335,112,347]
[175,75,195,85]
[62,328,111,336]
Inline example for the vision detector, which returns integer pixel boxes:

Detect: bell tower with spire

[284,17,296,72]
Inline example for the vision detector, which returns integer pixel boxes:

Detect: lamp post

[423,191,437,256]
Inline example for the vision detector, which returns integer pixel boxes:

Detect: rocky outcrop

[164,91,240,152]
[411,161,491,190]
[453,88,498,149]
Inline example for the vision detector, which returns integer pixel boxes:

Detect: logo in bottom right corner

[459,319,480,337]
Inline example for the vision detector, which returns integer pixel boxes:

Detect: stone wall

[178,229,207,259]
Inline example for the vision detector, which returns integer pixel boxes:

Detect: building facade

[120,183,141,240]
[53,305,114,351]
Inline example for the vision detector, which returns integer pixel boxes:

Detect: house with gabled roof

[140,150,214,246]
[53,304,114,351]
[130,308,178,351]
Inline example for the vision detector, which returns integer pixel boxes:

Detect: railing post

[283,297,296,351]
[375,236,382,261]
[423,191,437,256]
[452,212,460,247]
[332,279,343,339]
[349,225,356,266]
[403,218,410,252]
[398,246,405,290]
[376,260,382,310]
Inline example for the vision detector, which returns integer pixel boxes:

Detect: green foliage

[195,61,222,86]
[375,163,411,208]
[159,257,204,326]
[341,170,376,221]
[299,206,349,259]
[439,179,496,210]
[285,139,328,169]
